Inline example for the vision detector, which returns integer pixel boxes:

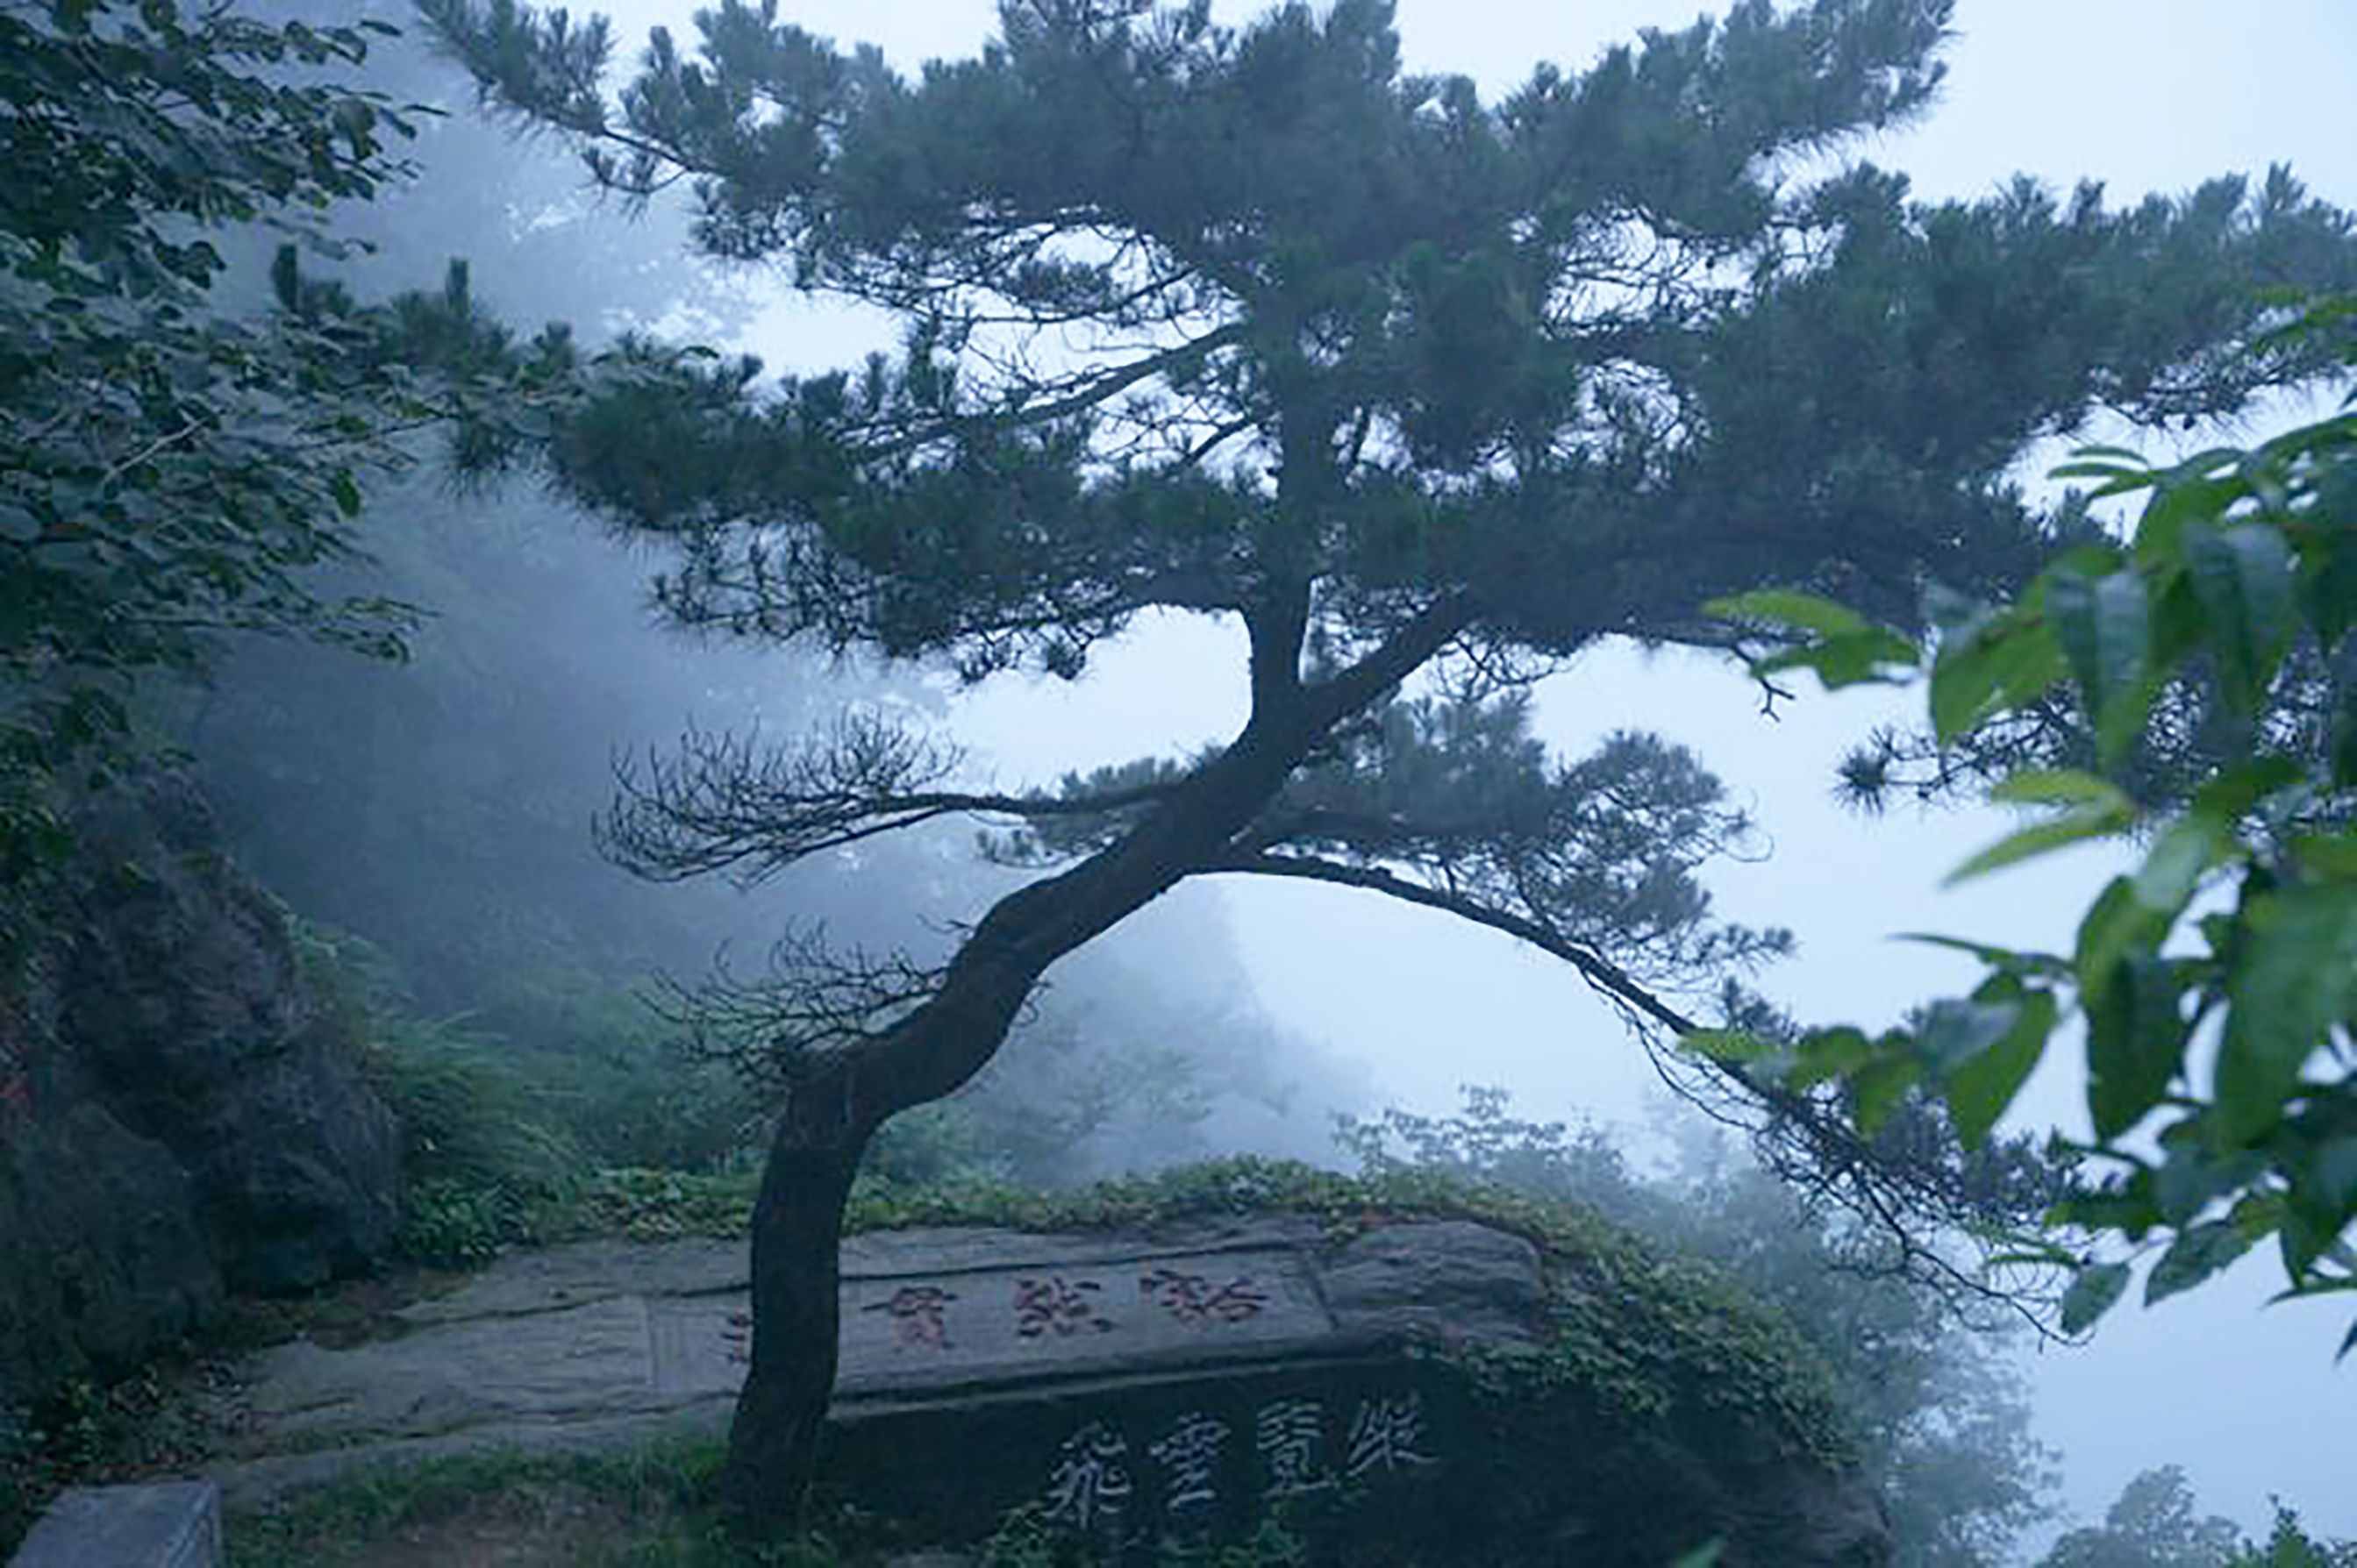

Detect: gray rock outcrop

[0,773,403,1408]
[207,1216,1890,1566]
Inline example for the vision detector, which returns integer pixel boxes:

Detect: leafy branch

[1697,294,2357,1347]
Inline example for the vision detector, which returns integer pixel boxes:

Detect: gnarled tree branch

[596,711,1186,887]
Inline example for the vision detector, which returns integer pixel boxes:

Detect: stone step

[9,1480,221,1568]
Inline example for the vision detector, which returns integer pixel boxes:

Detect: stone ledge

[10,1480,222,1568]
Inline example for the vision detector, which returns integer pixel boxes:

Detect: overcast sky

[566,0,2357,1546]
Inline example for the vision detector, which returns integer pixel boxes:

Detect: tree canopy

[0,0,596,971]
[416,0,2357,1527]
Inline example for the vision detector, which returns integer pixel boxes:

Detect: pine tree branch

[1199,850,1703,1030]
[596,716,1186,887]
[1196,847,2064,1333]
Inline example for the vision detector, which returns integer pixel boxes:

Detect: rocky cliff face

[0,773,402,1408]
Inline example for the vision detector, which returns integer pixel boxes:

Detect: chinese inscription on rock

[1040,1391,1439,1530]
[863,1284,958,1351]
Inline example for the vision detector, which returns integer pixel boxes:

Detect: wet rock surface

[203,1218,1889,1566]
[0,773,403,1408]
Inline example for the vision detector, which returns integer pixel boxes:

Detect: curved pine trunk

[717,1080,873,1532]
[711,606,1469,1538]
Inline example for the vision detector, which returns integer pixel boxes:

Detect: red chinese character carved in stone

[1138,1266,1268,1325]
[1013,1275,1115,1337]
[862,1283,958,1350]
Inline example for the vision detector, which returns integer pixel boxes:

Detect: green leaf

[1703,588,1877,639]
[2339,689,2357,792]
[2060,1262,2132,1335]
[2053,1178,2161,1242]
[1752,625,1920,691]
[1707,590,1922,693]
[2144,569,2206,674]
[2153,1140,2265,1229]
[1786,1026,1876,1090]
[1988,769,2134,810]
[2226,1188,2287,1244]
[1944,798,2135,885]
[2046,564,2152,766]
[1891,932,2073,980]
[2290,830,2357,881]
[2084,954,2187,1141]
[2218,884,2357,1144]
[2075,875,2173,1005]
[2183,520,2298,710]
[1847,1046,1919,1137]
[2131,812,2232,916]
[2145,1221,2255,1307]
[2309,1137,2357,1213]
[2295,515,2357,652]
[2059,443,2156,466]
[2280,1206,2344,1281]
[2048,457,2149,482]
[2189,755,2308,821]
[1938,988,2056,1149]
[2131,469,2246,568]
[330,468,362,517]
[1682,1029,1774,1063]
[1915,998,2020,1073]
[1928,610,2063,743]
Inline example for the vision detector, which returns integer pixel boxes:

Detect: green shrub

[292,921,595,1261]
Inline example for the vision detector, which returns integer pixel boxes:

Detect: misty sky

[535,0,2357,1546]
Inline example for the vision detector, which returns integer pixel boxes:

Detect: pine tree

[417,0,2357,1525]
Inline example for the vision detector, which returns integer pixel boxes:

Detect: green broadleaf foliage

[2084,954,2188,1142]
[2075,876,2173,1004]
[1988,768,2135,809]
[1846,1047,1920,1137]
[2217,884,2357,1144]
[1915,998,2022,1073]
[1786,1026,1877,1090]
[1752,625,1920,691]
[1891,932,2074,980]
[2155,1144,2268,1229]
[2131,467,2245,567]
[2060,1262,2132,1335]
[1939,988,2057,1150]
[1928,609,2063,744]
[2046,563,2151,766]
[2182,520,2298,711]
[2145,1221,2255,1307]
[2292,833,2357,880]
[2131,812,2232,916]
[1944,798,2135,885]
[2189,755,2310,820]
[1703,588,1877,640]
[2296,511,2357,652]
[1706,590,1919,692]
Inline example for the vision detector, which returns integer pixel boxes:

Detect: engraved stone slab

[11,1480,222,1568]
[646,1246,1335,1400]
[242,1295,664,1443]
[203,1218,1891,1565]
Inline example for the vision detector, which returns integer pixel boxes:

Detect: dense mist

[4,1,2353,1564]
